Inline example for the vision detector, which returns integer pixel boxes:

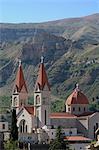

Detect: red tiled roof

[25,106,34,115]
[65,136,92,142]
[66,89,89,105]
[14,65,28,93]
[35,63,50,91]
[49,112,76,118]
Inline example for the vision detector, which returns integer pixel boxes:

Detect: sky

[0,0,99,23]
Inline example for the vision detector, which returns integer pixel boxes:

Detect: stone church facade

[11,57,99,144]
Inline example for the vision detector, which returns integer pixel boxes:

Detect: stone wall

[50,118,77,128]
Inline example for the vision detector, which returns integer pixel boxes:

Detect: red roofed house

[64,136,92,150]
[11,57,99,146]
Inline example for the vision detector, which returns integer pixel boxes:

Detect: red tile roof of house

[49,112,76,118]
[14,63,28,93]
[66,88,89,105]
[35,58,50,91]
[65,136,92,142]
[25,106,34,115]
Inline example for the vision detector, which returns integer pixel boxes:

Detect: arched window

[36,95,40,104]
[23,120,25,133]
[19,120,26,133]
[14,97,17,106]
[26,125,27,133]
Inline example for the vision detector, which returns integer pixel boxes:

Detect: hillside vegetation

[0,13,99,109]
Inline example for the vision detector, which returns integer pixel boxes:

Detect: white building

[65,136,92,150]
[0,114,10,144]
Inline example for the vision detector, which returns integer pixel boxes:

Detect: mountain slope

[0,13,99,103]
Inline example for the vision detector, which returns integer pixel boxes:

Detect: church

[11,56,99,147]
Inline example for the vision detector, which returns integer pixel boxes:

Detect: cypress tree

[11,109,18,141]
[49,126,69,150]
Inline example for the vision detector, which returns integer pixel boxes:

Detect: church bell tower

[11,60,28,113]
[34,56,50,128]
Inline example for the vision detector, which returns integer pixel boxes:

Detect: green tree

[11,109,18,141]
[4,140,19,150]
[49,126,70,150]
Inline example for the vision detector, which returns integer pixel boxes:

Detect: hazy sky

[0,0,99,23]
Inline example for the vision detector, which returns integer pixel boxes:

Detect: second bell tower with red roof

[34,56,51,128]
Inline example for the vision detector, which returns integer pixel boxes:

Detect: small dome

[65,88,89,105]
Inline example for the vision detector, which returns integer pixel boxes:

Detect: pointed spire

[14,60,28,93]
[35,56,50,91]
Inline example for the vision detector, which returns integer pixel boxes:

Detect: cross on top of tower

[41,56,44,64]
[75,83,80,92]
[76,83,79,89]
[19,59,22,67]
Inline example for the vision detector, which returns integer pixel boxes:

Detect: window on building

[52,132,53,135]
[47,139,49,142]
[26,125,27,133]
[73,107,75,111]
[69,131,72,135]
[94,126,96,139]
[51,125,54,129]
[14,97,17,106]
[36,95,40,104]
[84,107,86,111]
[23,120,25,133]
[96,123,98,130]
[2,124,5,129]
[79,107,81,111]
[68,107,70,111]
